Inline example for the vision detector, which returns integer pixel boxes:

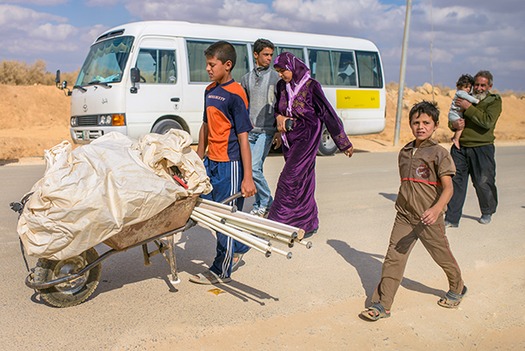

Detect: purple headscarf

[274,52,312,118]
[273,52,310,89]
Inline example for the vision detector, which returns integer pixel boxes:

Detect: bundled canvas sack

[17,130,211,260]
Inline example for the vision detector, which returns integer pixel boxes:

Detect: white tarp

[17,130,211,260]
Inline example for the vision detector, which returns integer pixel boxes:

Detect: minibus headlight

[96,114,125,126]
[70,117,78,127]
[98,115,112,125]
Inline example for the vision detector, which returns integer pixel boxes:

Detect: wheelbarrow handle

[221,192,245,205]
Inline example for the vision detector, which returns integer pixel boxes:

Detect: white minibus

[57,20,385,155]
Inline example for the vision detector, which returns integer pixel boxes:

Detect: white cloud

[124,0,271,25]
[86,0,121,6]
[0,4,83,65]
[117,0,525,90]
[85,24,108,41]
[126,0,216,21]
[29,23,77,41]
[0,4,65,27]
[217,0,272,26]
[2,0,66,5]
[270,0,402,31]
[1,0,524,90]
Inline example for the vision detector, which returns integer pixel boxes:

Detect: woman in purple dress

[268,52,354,238]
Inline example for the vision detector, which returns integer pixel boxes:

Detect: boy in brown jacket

[361,101,466,321]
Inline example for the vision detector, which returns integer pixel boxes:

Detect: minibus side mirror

[55,70,61,85]
[130,67,140,94]
[55,69,72,96]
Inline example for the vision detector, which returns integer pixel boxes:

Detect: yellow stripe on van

[336,90,380,109]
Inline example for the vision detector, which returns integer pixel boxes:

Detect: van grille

[77,115,98,126]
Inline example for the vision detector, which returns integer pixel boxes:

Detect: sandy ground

[2,149,524,350]
[1,83,524,160]
[1,84,524,350]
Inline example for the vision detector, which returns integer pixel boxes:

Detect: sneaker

[478,214,492,224]
[444,221,459,228]
[303,228,318,239]
[250,207,268,217]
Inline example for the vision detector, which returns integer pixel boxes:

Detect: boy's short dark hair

[205,41,237,69]
[409,101,440,123]
[456,74,474,89]
[253,38,275,54]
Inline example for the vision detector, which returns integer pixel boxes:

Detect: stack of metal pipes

[191,198,312,259]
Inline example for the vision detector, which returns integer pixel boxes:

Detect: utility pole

[393,0,412,146]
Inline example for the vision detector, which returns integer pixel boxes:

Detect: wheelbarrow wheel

[34,248,101,308]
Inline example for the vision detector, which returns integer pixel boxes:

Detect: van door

[126,37,184,139]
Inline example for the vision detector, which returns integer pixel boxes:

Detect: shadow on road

[83,216,277,306]
[379,192,397,202]
[327,239,444,307]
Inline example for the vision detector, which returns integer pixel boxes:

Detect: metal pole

[393,0,412,146]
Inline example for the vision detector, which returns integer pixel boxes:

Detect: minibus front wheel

[152,119,184,134]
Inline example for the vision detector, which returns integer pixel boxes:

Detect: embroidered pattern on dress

[334,132,352,149]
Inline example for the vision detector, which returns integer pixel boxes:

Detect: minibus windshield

[75,36,134,86]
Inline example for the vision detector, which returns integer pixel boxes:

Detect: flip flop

[189,271,231,285]
[360,303,391,321]
[438,285,467,308]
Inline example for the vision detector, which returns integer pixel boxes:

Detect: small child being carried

[448,74,479,149]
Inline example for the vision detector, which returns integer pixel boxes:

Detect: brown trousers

[372,213,464,310]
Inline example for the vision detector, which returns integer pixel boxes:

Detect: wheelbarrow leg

[162,233,180,285]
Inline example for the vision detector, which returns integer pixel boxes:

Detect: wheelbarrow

[10,192,242,308]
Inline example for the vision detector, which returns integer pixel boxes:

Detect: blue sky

[1,0,524,92]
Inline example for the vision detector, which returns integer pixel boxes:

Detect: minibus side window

[187,40,213,82]
[275,46,305,61]
[308,49,332,86]
[355,51,383,88]
[187,41,250,83]
[230,43,250,82]
[273,45,306,63]
[332,51,356,86]
[136,48,177,84]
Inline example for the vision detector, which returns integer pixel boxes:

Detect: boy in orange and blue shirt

[190,41,256,285]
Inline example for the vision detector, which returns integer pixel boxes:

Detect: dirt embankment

[0,85,71,160]
[1,83,524,161]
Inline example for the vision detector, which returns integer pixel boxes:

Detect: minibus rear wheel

[317,126,337,156]
[152,119,183,134]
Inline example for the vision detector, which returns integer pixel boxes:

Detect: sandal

[438,285,467,308]
[189,270,231,285]
[360,303,391,321]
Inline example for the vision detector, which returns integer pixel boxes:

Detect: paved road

[0,146,524,350]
